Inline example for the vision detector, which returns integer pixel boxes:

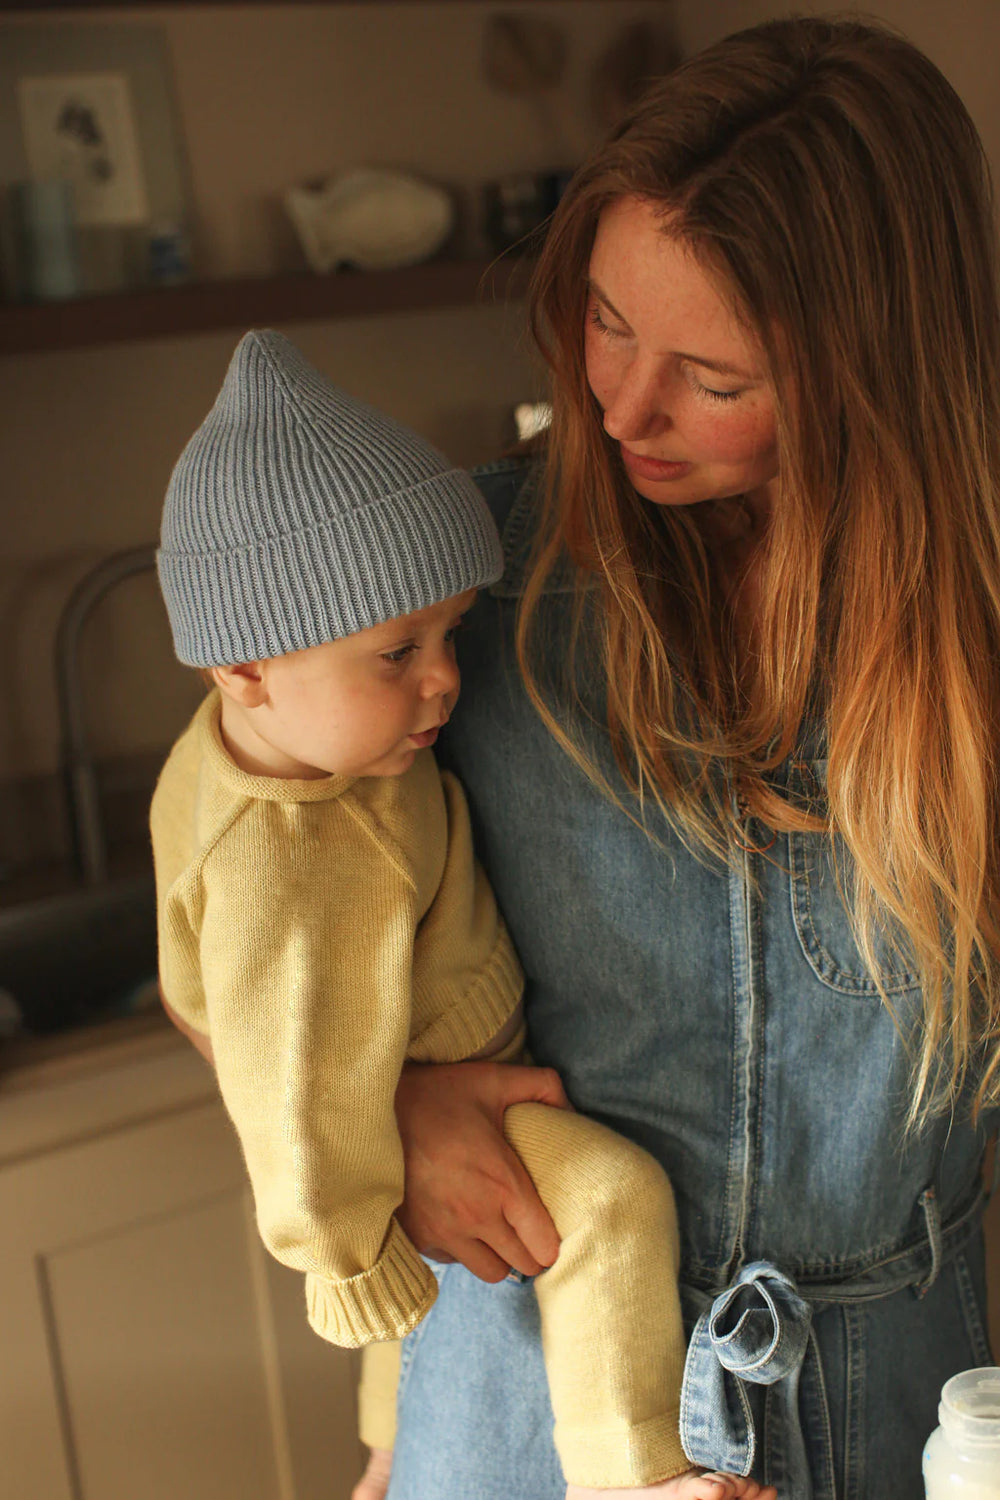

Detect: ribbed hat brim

[158,465,502,666]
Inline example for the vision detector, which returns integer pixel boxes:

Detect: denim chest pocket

[786,759,920,996]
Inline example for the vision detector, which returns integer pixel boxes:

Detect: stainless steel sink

[0,871,157,1034]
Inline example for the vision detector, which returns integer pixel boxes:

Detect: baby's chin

[353,746,419,779]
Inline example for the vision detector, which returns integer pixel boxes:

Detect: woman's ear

[209,661,269,708]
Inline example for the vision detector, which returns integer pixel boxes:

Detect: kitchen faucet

[55,546,157,885]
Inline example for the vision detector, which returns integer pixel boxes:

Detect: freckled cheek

[690,405,776,464]
[584,337,619,409]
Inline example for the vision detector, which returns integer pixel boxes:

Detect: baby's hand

[351,1447,393,1500]
[566,1469,777,1499]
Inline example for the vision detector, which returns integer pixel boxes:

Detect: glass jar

[923,1368,1000,1497]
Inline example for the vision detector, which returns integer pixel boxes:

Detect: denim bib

[387,459,996,1500]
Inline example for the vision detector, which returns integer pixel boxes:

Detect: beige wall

[1,0,999,795]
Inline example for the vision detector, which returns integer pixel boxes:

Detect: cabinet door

[0,1099,364,1500]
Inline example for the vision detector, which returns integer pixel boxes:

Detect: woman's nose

[601,360,671,443]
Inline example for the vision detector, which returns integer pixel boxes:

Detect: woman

[381,15,1000,1500]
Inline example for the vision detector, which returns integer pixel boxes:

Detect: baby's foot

[566,1469,778,1500]
[351,1447,393,1500]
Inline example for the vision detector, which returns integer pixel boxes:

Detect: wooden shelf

[0,254,529,356]
[1,1,517,7]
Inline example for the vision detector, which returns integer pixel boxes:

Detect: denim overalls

[385,459,996,1500]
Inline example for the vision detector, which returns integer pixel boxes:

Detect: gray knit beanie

[158,329,503,665]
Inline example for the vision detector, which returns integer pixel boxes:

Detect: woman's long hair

[519,16,1000,1121]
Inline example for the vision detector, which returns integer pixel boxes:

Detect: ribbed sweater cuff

[556,1410,689,1488]
[409,931,523,1061]
[305,1219,437,1348]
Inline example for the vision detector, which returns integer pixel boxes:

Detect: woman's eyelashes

[682,363,745,403]
[587,302,626,340]
[588,303,746,405]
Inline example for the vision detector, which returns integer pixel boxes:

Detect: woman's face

[585,195,780,519]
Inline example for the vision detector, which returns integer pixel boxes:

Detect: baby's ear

[210,661,268,707]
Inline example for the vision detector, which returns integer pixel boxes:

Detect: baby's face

[233,589,475,780]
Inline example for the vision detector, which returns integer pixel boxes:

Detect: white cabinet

[0,1019,365,1500]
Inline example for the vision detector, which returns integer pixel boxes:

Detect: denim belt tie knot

[679,1261,817,1498]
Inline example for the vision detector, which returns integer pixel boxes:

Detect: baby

[151,329,773,1500]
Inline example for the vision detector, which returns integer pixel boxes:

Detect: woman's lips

[620,446,693,482]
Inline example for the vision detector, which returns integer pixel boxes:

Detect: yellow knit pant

[360,1102,688,1487]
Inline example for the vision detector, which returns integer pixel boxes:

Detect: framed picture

[18,72,149,228]
[0,21,191,292]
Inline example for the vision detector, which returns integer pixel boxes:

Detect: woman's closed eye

[589,300,747,405]
[587,302,627,340]
[681,362,745,404]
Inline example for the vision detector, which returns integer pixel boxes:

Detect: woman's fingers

[394,1058,572,1276]
[454,1238,516,1283]
[491,1206,552,1277]
[438,1148,555,1277]
[485,1066,570,1268]
[485,1063,571,1268]
[419,1168,553,1278]
[490,1062,572,1115]
[426,1222,544,1281]
[500,1152,561,1269]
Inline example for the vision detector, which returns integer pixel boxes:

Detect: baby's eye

[444,617,465,643]
[380,644,416,665]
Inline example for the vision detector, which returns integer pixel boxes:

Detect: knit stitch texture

[158,330,503,665]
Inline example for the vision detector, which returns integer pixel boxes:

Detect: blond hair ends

[519,17,1000,1122]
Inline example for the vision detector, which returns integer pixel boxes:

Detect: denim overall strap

[680,1262,816,1497]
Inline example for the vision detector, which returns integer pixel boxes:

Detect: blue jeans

[386,460,997,1500]
[390,1263,564,1498]
[388,1244,991,1499]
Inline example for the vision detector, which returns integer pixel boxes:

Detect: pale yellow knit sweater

[151,691,689,1486]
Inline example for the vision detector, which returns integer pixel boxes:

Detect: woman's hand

[394,1059,571,1283]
